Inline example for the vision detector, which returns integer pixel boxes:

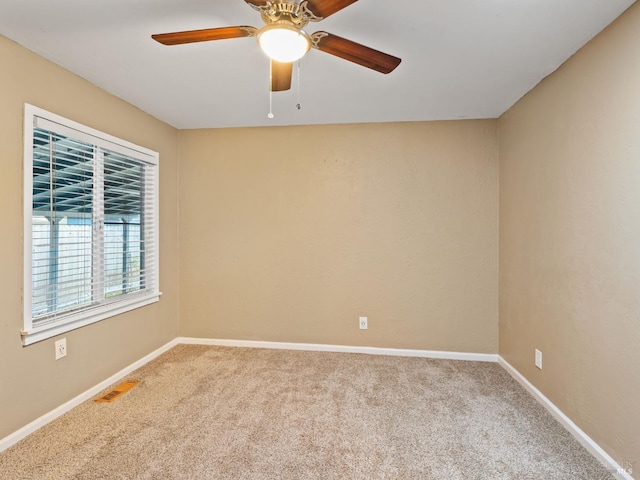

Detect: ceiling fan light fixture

[257,24,310,63]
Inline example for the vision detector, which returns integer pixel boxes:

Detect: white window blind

[23,104,160,345]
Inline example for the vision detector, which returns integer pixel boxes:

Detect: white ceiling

[0,0,635,129]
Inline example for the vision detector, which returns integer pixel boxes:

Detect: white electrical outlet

[535,349,542,369]
[55,338,67,360]
[359,316,368,330]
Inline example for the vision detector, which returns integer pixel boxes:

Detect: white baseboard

[498,356,634,480]
[0,338,179,454]
[178,337,499,362]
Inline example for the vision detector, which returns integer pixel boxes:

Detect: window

[22,104,160,345]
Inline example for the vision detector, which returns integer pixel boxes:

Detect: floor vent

[95,381,140,403]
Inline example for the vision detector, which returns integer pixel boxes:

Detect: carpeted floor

[0,345,616,479]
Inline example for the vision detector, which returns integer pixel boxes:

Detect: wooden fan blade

[152,26,257,46]
[244,0,269,6]
[271,60,293,92]
[305,0,358,19]
[311,32,401,74]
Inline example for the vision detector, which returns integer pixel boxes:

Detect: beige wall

[499,2,640,470]
[0,36,180,439]
[179,121,499,352]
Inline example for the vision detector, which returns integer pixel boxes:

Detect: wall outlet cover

[535,349,542,369]
[55,338,67,360]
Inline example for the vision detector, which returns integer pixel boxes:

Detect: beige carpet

[0,345,615,479]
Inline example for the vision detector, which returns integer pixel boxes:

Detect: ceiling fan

[151,0,401,92]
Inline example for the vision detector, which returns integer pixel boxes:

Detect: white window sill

[22,293,161,346]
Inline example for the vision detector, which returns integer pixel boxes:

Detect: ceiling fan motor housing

[257,0,321,29]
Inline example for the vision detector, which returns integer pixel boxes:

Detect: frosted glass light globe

[258,24,311,63]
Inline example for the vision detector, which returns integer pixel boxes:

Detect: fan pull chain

[296,60,302,110]
[268,61,274,119]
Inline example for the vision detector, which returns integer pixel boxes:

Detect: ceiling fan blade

[271,60,293,92]
[304,0,358,19]
[152,26,257,46]
[311,32,401,74]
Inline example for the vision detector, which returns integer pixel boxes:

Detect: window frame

[22,104,160,346]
